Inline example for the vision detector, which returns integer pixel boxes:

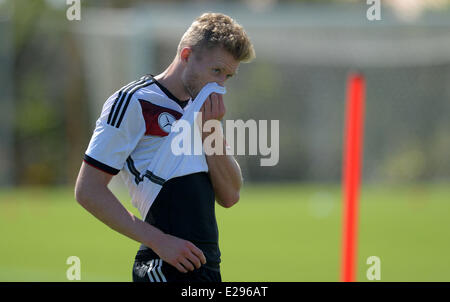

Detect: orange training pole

[341,73,365,282]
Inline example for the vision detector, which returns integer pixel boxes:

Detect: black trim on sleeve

[83,154,120,175]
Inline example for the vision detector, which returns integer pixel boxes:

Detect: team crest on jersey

[158,112,176,133]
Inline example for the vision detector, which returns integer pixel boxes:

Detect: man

[74,12,255,282]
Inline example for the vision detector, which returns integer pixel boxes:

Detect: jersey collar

[148,74,190,109]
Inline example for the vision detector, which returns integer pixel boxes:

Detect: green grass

[0,183,449,282]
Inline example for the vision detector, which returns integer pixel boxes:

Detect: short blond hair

[178,12,255,63]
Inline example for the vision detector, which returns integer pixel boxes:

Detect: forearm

[204,133,243,207]
[199,93,242,207]
[75,163,207,273]
[75,168,164,251]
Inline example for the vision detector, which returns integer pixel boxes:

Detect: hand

[197,93,226,141]
[200,93,226,123]
[153,233,207,273]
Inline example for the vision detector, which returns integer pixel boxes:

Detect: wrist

[142,222,166,251]
[201,119,224,141]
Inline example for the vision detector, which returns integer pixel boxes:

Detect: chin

[188,87,200,99]
[182,83,196,99]
[188,90,197,99]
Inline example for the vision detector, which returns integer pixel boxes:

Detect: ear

[179,47,192,65]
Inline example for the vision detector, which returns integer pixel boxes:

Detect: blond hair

[177,12,255,63]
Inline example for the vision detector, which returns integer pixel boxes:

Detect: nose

[217,76,227,87]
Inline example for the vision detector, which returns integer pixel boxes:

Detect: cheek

[187,70,201,89]
[182,68,202,96]
[183,65,216,93]
[190,61,213,82]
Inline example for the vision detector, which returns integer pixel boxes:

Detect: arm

[200,93,242,208]
[74,162,206,272]
[204,134,242,208]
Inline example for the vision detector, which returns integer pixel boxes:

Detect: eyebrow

[217,65,238,77]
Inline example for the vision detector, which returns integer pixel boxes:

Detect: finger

[186,251,202,269]
[199,102,204,114]
[180,258,195,272]
[218,95,225,118]
[210,93,219,119]
[205,95,212,114]
[203,98,212,122]
[190,244,207,265]
[198,103,205,124]
[210,93,219,116]
[174,262,188,273]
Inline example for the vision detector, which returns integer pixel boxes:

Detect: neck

[154,61,190,101]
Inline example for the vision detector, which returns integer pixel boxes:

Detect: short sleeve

[84,93,145,175]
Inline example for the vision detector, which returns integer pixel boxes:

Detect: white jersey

[84,75,208,217]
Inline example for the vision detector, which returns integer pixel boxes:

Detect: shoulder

[105,76,156,129]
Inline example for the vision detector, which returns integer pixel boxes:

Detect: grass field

[0,182,449,282]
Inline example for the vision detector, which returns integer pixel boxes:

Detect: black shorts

[132,258,221,282]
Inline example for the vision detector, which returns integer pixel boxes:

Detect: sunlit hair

[177,12,255,63]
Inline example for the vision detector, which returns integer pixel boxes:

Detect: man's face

[181,46,239,99]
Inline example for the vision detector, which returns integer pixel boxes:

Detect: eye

[213,68,221,74]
